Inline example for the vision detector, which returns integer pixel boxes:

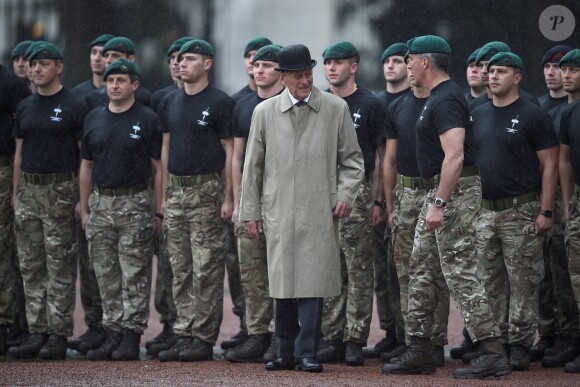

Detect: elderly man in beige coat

[239,44,364,373]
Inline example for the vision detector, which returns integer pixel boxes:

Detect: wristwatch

[434,197,447,208]
[539,209,553,218]
[374,200,386,209]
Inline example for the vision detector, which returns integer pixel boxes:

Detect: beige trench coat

[239,87,364,298]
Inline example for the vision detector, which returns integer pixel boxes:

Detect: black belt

[22,170,77,185]
[397,174,434,189]
[170,172,220,187]
[96,182,148,197]
[481,192,538,211]
[0,155,10,168]
[433,164,479,184]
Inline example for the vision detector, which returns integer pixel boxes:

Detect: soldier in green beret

[231,36,273,102]
[71,34,114,98]
[11,40,35,93]
[465,47,485,102]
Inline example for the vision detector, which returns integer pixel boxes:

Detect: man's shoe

[316,339,345,363]
[39,334,68,360]
[220,330,248,350]
[450,329,476,360]
[295,357,323,373]
[178,338,213,361]
[541,337,579,368]
[111,329,141,361]
[564,354,580,373]
[381,336,435,375]
[7,333,48,359]
[530,336,555,362]
[0,325,7,355]
[87,329,123,361]
[262,333,277,363]
[345,341,364,366]
[265,357,294,371]
[432,345,445,367]
[68,325,106,354]
[7,328,29,348]
[380,342,407,362]
[157,336,194,362]
[454,338,512,379]
[145,321,173,351]
[363,335,397,358]
[225,333,270,363]
[510,344,530,371]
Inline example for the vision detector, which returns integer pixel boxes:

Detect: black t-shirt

[150,84,177,114]
[82,102,162,188]
[415,79,476,179]
[71,79,97,100]
[538,93,568,112]
[85,85,152,110]
[231,85,253,103]
[548,101,568,138]
[384,90,427,178]
[464,90,477,103]
[0,65,30,157]
[559,101,580,186]
[14,87,86,173]
[339,87,385,174]
[375,88,410,113]
[158,85,234,175]
[472,97,557,200]
[470,88,539,112]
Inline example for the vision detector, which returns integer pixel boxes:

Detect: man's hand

[221,200,233,222]
[372,205,385,226]
[81,211,89,232]
[333,200,352,218]
[231,206,239,223]
[246,220,263,240]
[74,202,81,221]
[535,215,553,236]
[425,205,444,230]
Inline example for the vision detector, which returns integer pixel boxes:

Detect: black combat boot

[68,325,106,354]
[220,330,248,350]
[510,344,531,371]
[157,336,194,362]
[530,335,555,362]
[178,338,213,362]
[345,341,364,366]
[380,342,407,362]
[316,339,346,363]
[541,336,580,368]
[564,354,580,373]
[432,345,445,367]
[450,328,476,359]
[363,328,397,358]
[454,338,512,379]
[7,333,48,359]
[111,329,141,361]
[225,333,270,363]
[0,325,7,355]
[87,329,123,361]
[145,321,174,351]
[381,336,435,375]
[262,333,277,363]
[7,328,29,348]
[39,334,68,360]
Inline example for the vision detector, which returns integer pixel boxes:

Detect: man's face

[324,58,356,88]
[479,61,489,86]
[106,73,137,103]
[104,50,130,66]
[544,62,563,92]
[29,59,62,88]
[245,49,258,79]
[383,55,407,83]
[12,55,29,79]
[169,51,181,82]
[562,66,580,94]
[90,45,106,75]
[488,65,519,97]
[179,53,211,83]
[253,60,280,89]
[466,61,484,89]
[406,54,425,87]
[281,69,313,100]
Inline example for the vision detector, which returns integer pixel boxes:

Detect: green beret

[178,39,214,60]
[252,44,283,63]
[406,35,451,57]
[475,41,511,64]
[167,36,194,56]
[90,34,114,48]
[28,42,63,62]
[103,58,138,80]
[466,48,480,65]
[487,52,523,71]
[322,41,359,61]
[559,49,580,68]
[25,41,48,59]
[11,40,34,59]
[381,43,407,63]
[103,37,135,55]
[244,37,272,57]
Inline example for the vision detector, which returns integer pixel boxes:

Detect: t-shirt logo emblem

[130,122,141,139]
[507,115,519,133]
[352,108,361,129]
[51,105,63,122]
[198,107,210,126]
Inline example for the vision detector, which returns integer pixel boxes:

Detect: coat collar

[280,86,322,113]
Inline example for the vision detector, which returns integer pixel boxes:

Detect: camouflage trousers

[77,222,103,328]
[542,194,579,338]
[86,189,154,334]
[165,178,227,344]
[322,180,375,344]
[14,177,78,336]
[537,240,558,338]
[0,165,26,330]
[154,223,177,325]
[565,189,580,325]
[407,175,500,342]
[235,221,274,335]
[226,222,246,330]
[476,201,544,347]
[392,183,449,346]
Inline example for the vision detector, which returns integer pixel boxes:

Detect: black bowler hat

[275,44,317,72]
